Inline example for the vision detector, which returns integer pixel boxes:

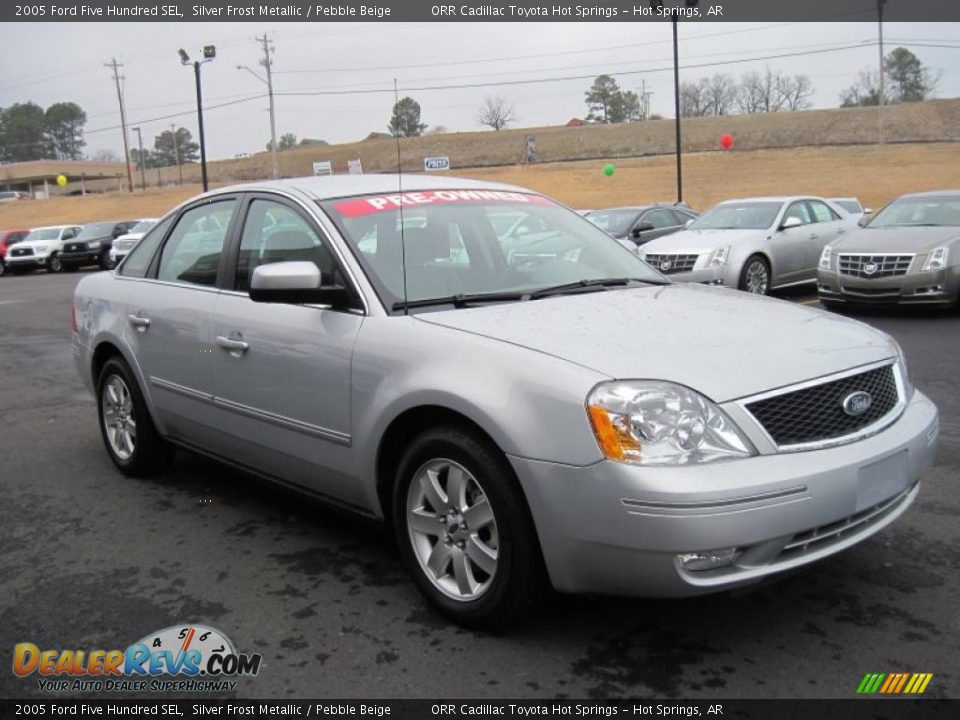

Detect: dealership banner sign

[3,0,957,22]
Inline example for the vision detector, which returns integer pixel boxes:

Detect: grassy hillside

[3,142,959,229]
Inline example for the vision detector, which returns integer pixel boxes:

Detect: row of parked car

[0,219,158,277]
[584,191,958,308]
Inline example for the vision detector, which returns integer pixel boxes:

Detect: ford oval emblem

[863,262,878,275]
[660,260,672,271]
[843,391,873,417]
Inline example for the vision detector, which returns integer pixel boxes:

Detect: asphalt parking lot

[0,270,957,700]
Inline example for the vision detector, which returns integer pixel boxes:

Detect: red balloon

[720,133,734,150]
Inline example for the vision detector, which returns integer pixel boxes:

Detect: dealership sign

[424,156,450,171]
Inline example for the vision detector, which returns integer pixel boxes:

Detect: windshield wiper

[530,277,667,299]
[393,290,530,311]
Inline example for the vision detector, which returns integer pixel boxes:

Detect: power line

[274,43,879,98]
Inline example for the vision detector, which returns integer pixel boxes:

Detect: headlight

[86,241,101,250]
[708,245,730,268]
[819,246,833,270]
[922,247,948,272]
[587,381,755,466]
[891,340,914,402]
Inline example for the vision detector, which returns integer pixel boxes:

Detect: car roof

[899,189,960,199]
[206,174,533,201]
[716,196,816,204]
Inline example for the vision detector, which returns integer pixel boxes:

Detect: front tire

[393,426,545,630]
[739,254,770,295]
[97,356,173,476]
[46,254,62,273]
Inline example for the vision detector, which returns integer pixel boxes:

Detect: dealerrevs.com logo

[13,625,262,693]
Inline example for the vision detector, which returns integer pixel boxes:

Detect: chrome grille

[745,364,900,448]
[114,239,136,251]
[10,247,33,257]
[643,253,699,274]
[838,253,913,279]
[64,243,82,253]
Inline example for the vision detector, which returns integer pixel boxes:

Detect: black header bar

[2,0,959,23]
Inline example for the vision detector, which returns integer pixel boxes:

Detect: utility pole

[131,127,146,191]
[171,124,183,185]
[639,79,653,121]
[105,58,134,192]
[257,33,279,179]
[877,0,887,144]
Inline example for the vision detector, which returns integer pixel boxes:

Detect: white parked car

[109,219,159,267]
[830,197,872,221]
[639,197,856,294]
[4,225,83,274]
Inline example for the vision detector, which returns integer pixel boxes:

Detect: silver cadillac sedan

[639,196,855,294]
[72,176,938,628]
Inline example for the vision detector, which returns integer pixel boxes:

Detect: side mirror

[631,221,655,239]
[249,261,358,308]
[780,217,803,231]
[857,216,869,228]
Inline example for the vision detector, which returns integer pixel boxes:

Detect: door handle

[127,314,150,331]
[215,335,249,356]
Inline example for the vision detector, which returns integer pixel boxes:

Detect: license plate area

[856,450,909,512]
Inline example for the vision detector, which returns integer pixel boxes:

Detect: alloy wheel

[406,458,499,602]
[101,375,137,460]
[744,260,769,294]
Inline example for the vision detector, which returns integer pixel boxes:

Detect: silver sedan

[640,196,855,294]
[72,176,937,628]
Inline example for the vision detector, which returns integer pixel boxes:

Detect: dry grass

[3,142,959,229]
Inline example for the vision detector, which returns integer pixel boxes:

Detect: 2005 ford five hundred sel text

[72,175,939,628]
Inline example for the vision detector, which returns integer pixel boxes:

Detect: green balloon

[603,164,615,176]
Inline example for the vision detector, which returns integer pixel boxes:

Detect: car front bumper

[509,390,938,597]
[661,266,727,286]
[61,251,101,265]
[817,267,960,305]
[5,256,48,270]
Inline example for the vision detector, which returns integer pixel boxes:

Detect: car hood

[831,225,960,253]
[115,232,146,242]
[640,228,767,253]
[415,283,895,403]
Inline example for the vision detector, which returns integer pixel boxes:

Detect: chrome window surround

[734,359,907,453]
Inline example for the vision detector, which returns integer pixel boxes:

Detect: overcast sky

[0,21,956,160]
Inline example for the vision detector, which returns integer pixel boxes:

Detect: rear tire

[393,425,545,630]
[97,356,174,476]
[0,261,5,278]
[738,255,770,295]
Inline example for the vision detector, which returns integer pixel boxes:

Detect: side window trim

[146,195,241,283]
[225,191,365,314]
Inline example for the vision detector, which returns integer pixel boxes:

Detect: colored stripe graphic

[857,673,932,694]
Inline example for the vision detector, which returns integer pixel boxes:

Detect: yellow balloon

[56,174,68,187]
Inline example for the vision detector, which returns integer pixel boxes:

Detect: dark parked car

[586,204,698,250]
[61,221,138,271]
[0,228,31,277]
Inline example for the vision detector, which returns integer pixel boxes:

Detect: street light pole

[180,46,215,193]
[131,126,146,190]
[672,17,682,203]
[237,58,279,180]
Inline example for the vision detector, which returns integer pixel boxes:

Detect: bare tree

[840,68,881,107]
[477,96,517,131]
[703,73,738,115]
[778,74,814,111]
[680,79,710,117]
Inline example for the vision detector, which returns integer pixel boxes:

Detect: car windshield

[688,201,782,230]
[585,209,642,236]
[129,220,157,234]
[832,200,862,214]
[320,190,665,309]
[26,228,62,241]
[867,196,960,227]
[77,222,117,239]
